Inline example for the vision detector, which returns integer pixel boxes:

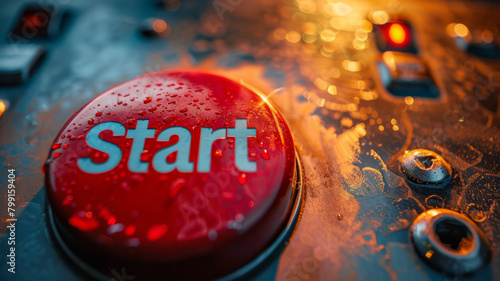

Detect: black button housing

[0,45,45,85]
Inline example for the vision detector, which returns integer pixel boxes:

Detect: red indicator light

[386,22,410,47]
[25,14,43,27]
[389,23,406,44]
[11,7,63,39]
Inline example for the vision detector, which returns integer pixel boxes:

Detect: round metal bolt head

[401,149,452,187]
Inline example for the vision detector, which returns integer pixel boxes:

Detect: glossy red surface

[45,71,296,278]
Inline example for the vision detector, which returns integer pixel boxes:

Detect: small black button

[467,42,500,59]
[447,23,500,60]
[0,45,45,86]
[10,6,65,40]
[378,51,438,98]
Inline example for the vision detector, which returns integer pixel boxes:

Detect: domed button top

[45,71,297,280]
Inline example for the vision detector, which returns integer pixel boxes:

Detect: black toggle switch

[378,51,439,98]
[0,45,45,86]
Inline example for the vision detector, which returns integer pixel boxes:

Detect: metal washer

[410,208,491,276]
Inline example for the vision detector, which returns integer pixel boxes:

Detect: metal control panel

[0,0,499,280]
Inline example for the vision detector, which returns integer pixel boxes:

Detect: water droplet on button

[147,224,168,241]
[237,174,247,185]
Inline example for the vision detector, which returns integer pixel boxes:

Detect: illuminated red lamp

[25,13,44,28]
[387,23,410,47]
[11,6,66,39]
[375,21,417,54]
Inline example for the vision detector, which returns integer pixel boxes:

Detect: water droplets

[62,195,73,206]
[237,174,247,185]
[52,143,62,150]
[208,229,218,241]
[170,178,186,198]
[214,149,223,158]
[261,149,269,160]
[120,181,131,191]
[140,150,152,162]
[143,97,152,104]
[125,225,136,236]
[107,223,124,234]
[147,224,168,241]
[69,213,100,231]
[107,216,117,225]
[163,116,176,123]
[227,214,244,230]
[166,153,175,162]
[131,174,144,182]
[127,238,140,247]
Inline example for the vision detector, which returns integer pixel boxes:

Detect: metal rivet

[401,149,452,188]
[410,209,491,276]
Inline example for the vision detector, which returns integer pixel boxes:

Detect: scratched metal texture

[0,0,499,280]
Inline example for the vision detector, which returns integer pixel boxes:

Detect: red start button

[45,71,297,280]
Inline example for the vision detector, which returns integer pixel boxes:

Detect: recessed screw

[401,149,452,188]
